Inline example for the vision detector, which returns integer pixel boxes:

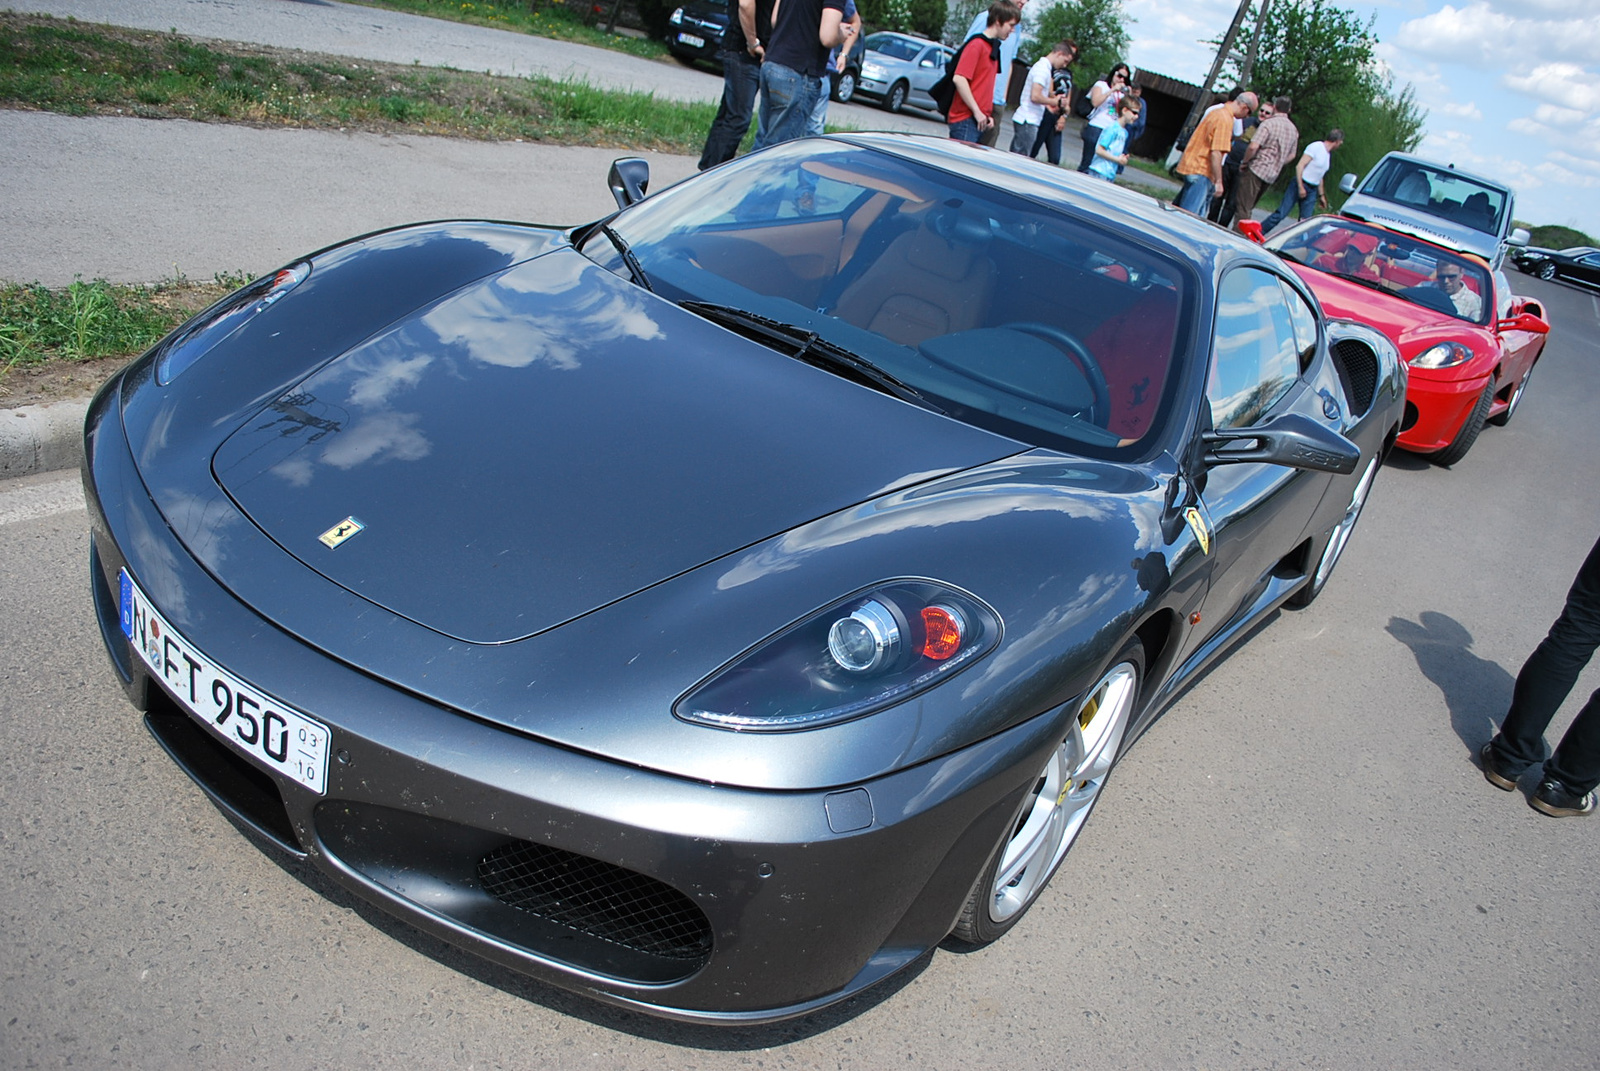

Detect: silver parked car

[842,31,951,113]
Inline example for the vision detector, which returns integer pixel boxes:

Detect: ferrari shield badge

[318,516,365,549]
[1183,506,1212,555]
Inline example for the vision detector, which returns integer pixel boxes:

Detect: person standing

[1173,90,1257,216]
[1262,128,1343,234]
[750,0,853,151]
[1010,40,1075,159]
[1480,534,1600,817]
[697,0,774,169]
[1028,40,1079,164]
[1087,95,1141,181]
[1076,63,1130,172]
[1232,96,1297,229]
[805,0,860,136]
[1114,84,1145,176]
[1209,92,1263,226]
[966,0,1028,147]
[947,2,1020,145]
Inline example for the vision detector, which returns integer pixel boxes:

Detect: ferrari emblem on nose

[319,516,365,549]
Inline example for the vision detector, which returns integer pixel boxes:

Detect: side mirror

[608,157,651,209]
[1508,227,1531,248]
[1338,173,1358,195]
[1202,413,1360,475]
[1496,311,1550,335]
[1237,220,1265,244]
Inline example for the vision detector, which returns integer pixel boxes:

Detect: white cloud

[1395,2,1600,69]
[1438,100,1483,119]
[1503,64,1600,113]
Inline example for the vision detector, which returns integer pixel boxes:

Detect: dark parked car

[1512,245,1600,289]
[667,0,729,66]
[85,135,1403,1025]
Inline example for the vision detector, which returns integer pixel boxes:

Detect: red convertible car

[1259,217,1549,465]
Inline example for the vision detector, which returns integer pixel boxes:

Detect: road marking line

[0,476,85,526]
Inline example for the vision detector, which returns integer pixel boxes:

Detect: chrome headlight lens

[155,263,309,384]
[674,580,1001,732]
[1408,341,1472,369]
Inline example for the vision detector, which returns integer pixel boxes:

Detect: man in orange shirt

[948,1,1021,143]
[1175,91,1257,216]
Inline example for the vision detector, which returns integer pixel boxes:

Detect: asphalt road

[3,278,1599,1067]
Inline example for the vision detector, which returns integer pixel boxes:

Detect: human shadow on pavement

[1386,610,1514,752]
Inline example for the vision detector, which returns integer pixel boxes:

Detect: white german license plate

[677,32,704,47]
[120,570,330,794]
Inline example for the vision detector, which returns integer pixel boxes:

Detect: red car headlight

[674,580,1002,732]
[1408,341,1472,369]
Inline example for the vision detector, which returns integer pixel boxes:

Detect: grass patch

[0,276,241,373]
[346,0,672,62]
[0,12,716,153]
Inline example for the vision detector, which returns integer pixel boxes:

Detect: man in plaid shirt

[1234,96,1298,231]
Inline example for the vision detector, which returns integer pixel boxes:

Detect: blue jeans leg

[1031,116,1062,163]
[948,117,981,143]
[806,74,831,137]
[698,50,761,169]
[753,62,818,151]
[1076,123,1099,172]
[1264,184,1318,233]
[1176,173,1214,215]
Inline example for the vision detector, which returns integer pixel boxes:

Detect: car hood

[212,250,1014,643]
[1338,195,1497,262]
[1290,263,1490,360]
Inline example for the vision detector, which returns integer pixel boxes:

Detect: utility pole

[1172,0,1256,156]
[1240,0,1272,89]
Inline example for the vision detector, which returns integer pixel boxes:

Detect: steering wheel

[1003,322,1110,427]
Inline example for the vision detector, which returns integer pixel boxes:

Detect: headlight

[674,580,1001,732]
[669,7,683,23]
[861,62,885,80]
[1408,341,1472,369]
[155,263,309,384]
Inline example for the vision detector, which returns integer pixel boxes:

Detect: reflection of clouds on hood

[961,572,1128,703]
[344,350,434,409]
[715,478,1123,591]
[321,411,431,470]
[157,484,245,568]
[271,456,314,488]
[421,258,662,372]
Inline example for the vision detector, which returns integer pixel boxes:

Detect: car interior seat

[1462,191,1494,231]
[830,205,996,346]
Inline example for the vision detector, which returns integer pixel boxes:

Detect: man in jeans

[698,0,774,169]
[1481,534,1600,817]
[1262,128,1343,234]
[1174,91,1257,217]
[948,1,1021,144]
[750,0,853,151]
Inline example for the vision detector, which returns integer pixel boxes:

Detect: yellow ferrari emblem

[318,516,365,549]
[1184,506,1211,555]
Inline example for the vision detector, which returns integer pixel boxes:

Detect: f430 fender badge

[1183,506,1211,555]
[319,516,365,549]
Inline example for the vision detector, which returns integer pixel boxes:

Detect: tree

[1023,0,1131,82]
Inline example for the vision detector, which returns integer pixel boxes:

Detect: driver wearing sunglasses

[1435,262,1482,320]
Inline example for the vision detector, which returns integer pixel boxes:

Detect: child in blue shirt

[1088,96,1141,181]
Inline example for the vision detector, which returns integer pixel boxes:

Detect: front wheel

[1431,380,1494,467]
[1537,261,1556,281]
[833,70,856,103]
[1288,456,1378,608]
[1488,361,1535,427]
[951,640,1144,945]
[885,81,908,114]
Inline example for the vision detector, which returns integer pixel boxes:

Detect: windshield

[863,34,924,61]
[1359,158,1507,237]
[580,141,1191,453]
[1267,216,1492,325]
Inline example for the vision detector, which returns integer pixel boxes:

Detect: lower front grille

[479,840,713,963]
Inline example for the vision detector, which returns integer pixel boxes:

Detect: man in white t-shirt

[1263,128,1343,234]
[1009,41,1075,158]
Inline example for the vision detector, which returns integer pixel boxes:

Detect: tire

[1431,380,1494,467]
[833,70,856,103]
[885,81,908,114]
[1537,261,1556,281]
[950,640,1144,945]
[1488,361,1535,427]
[1288,456,1378,608]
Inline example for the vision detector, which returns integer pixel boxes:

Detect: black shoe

[1480,742,1526,791]
[1531,777,1597,818]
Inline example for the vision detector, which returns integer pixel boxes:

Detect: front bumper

[82,377,1053,1024]
[1395,369,1491,454]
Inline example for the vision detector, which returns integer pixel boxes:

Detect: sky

[1111,0,1600,237]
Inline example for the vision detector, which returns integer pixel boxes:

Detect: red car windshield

[1266,217,1492,326]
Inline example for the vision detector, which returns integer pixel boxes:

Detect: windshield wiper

[601,224,653,293]
[680,302,944,414]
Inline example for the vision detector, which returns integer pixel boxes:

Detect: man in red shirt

[948,1,1021,144]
